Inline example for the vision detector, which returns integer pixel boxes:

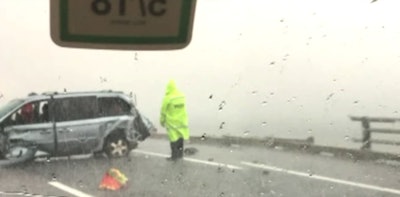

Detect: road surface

[0,138,400,197]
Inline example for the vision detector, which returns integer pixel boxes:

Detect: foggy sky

[1,0,400,152]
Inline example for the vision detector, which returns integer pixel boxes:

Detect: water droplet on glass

[243,130,250,136]
[252,91,258,95]
[326,93,334,100]
[208,158,214,162]
[269,61,275,65]
[354,100,359,104]
[260,192,265,196]
[262,122,267,126]
[340,88,345,92]
[344,136,350,141]
[280,19,284,22]
[307,129,312,134]
[333,78,337,82]
[270,92,275,96]
[46,157,51,163]
[219,192,225,197]
[99,77,107,83]
[394,111,398,114]
[78,180,84,188]
[134,52,138,61]
[209,94,213,99]
[219,101,226,111]
[51,173,57,181]
[262,101,268,106]
[219,122,225,130]
[201,133,207,140]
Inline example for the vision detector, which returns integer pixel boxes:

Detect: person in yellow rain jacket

[160,80,190,161]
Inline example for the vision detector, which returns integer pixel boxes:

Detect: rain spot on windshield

[262,101,268,106]
[99,76,107,83]
[219,101,226,111]
[252,91,258,95]
[262,122,267,126]
[353,100,359,104]
[326,93,335,100]
[78,180,84,188]
[161,178,168,185]
[219,122,225,129]
[344,136,350,141]
[51,173,57,181]
[209,94,213,99]
[201,133,207,140]
[134,52,138,61]
[269,61,275,65]
[243,130,250,136]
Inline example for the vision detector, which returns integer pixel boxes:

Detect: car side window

[98,97,131,117]
[54,97,97,122]
[4,100,49,126]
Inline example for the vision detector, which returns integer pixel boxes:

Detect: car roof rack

[42,91,58,96]
[41,90,124,96]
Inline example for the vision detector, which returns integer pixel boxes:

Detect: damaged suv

[0,91,156,166]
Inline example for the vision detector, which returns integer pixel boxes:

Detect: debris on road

[184,147,198,156]
[99,168,128,191]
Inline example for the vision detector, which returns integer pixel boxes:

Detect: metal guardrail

[151,133,400,161]
[350,116,400,150]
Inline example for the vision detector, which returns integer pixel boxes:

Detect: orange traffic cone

[99,168,128,191]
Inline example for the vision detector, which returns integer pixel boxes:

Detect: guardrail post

[361,117,371,150]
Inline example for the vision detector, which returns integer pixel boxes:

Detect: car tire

[104,134,130,158]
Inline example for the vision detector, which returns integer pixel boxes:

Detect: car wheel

[104,134,129,158]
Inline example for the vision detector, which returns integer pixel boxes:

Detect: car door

[3,100,55,154]
[53,96,102,155]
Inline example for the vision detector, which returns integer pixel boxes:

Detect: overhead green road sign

[51,0,197,50]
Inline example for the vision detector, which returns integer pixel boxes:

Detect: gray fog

[1,0,400,153]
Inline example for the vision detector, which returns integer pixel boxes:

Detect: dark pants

[170,138,184,159]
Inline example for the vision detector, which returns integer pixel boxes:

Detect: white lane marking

[48,181,93,197]
[133,150,243,170]
[242,161,400,195]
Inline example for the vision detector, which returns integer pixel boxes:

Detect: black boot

[176,138,184,159]
[167,141,179,161]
